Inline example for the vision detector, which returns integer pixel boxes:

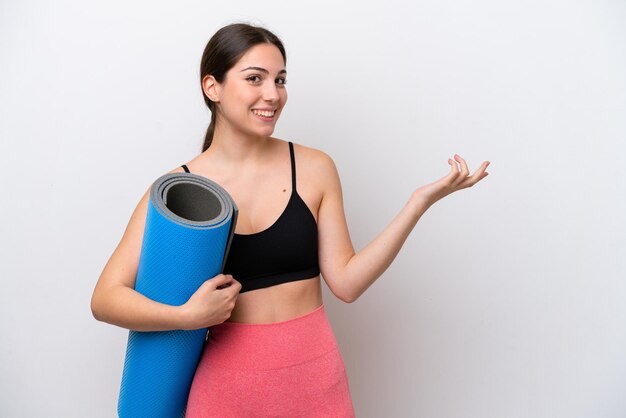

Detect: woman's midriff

[226,276,323,324]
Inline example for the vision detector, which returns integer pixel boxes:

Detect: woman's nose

[262,80,279,102]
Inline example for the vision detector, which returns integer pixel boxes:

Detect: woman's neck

[202,124,274,167]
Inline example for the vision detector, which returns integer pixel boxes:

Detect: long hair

[199,23,287,152]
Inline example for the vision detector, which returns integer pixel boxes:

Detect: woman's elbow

[91,293,103,321]
[341,289,361,303]
[91,286,110,322]
[324,273,358,303]
[332,284,358,304]
[338,294,357,304]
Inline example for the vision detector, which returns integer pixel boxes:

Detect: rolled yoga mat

[118,172,238,418]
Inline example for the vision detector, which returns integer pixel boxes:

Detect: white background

[1,0,625,417]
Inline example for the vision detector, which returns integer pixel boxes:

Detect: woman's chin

[255,126,276,137]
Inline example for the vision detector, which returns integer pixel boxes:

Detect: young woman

[91,23,490,417]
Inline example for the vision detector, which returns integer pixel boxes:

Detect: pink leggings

[186,304,355,417]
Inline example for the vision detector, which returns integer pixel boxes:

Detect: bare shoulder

[291,141,336,173]
[289,141,341,205]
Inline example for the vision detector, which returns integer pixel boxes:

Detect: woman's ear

[202,75,220,102]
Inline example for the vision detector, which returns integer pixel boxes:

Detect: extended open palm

[412,154,491,207]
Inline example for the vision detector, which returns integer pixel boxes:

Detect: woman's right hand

[180,274,242,330]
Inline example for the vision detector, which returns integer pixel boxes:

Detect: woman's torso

[183,138,324,324]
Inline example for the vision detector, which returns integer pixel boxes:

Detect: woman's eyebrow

[239,66,287,75]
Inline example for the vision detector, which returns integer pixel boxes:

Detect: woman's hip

[186,304,355,417]
[200,303,338,370]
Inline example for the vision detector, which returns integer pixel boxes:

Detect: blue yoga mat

[118,172,238,418]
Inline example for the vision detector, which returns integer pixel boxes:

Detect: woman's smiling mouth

[252,109,276,120]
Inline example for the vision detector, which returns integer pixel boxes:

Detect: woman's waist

[205,303,338,370]
[226,277,322,324]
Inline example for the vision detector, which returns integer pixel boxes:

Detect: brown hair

[199,23,287,152]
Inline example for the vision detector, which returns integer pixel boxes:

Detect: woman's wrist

[173,304,191,330]
[408,191,433,214]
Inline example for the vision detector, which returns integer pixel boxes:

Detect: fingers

[226,279,242,295]
[447,157,460,183]
[448,157,458,173]
[465,160,490,185]
[450,154,469,187]
[223,277,241,289]
[218,277,242,295]
[210,273,234,289]
[454,154,470,178]
[448,155,490,188]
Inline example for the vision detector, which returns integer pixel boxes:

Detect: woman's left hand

[411,154,490,208]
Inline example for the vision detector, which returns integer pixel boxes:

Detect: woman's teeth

[252,109,275,117]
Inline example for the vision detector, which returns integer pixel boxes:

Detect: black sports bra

[182,141,320,293]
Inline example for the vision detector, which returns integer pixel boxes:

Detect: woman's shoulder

[283,139,340,198]
[286,139,335,169]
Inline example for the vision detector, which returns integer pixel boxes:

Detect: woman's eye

[246,75,287,86]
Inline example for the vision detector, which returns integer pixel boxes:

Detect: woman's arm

[317,153,489,303]
[90,169,241,331]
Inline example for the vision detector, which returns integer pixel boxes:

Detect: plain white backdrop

[1,0,625,417]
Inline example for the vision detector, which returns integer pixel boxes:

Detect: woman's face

[212,43,288,139]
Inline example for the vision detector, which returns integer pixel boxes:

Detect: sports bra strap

[288,141,296,192]
[181,164,190,173]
